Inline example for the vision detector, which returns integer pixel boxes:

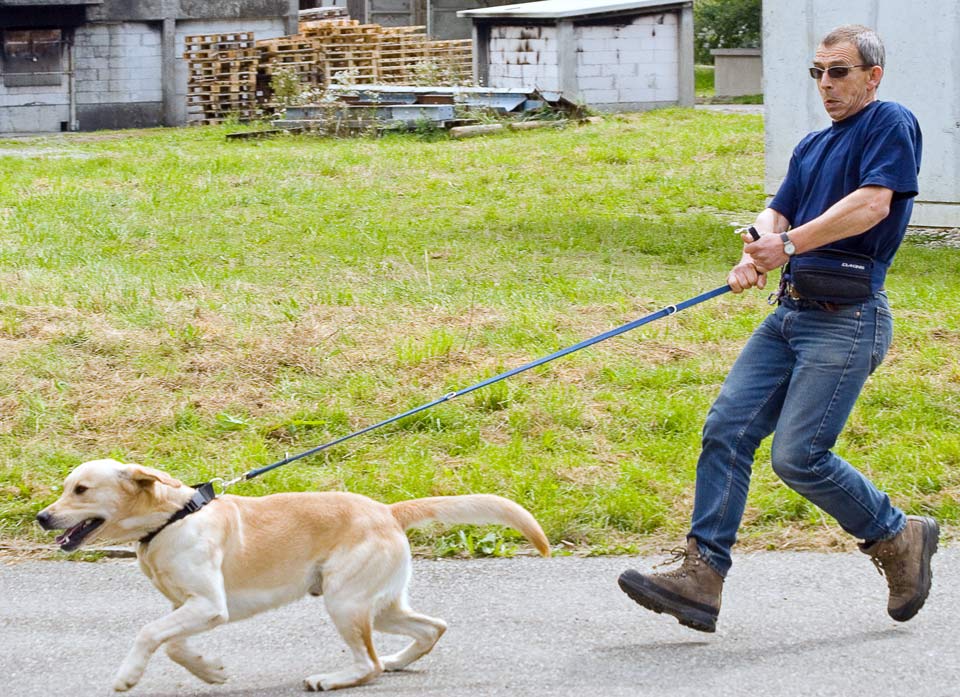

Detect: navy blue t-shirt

[770,100,922,289]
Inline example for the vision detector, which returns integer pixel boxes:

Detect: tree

[694,0,762,64]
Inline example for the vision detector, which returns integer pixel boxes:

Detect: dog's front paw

[303,674,331,691]
[112,672,139,692]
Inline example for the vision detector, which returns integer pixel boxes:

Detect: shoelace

[653,546,689,569]
[869,554,909,593]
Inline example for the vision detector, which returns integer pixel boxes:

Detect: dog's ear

[126,464,182,489]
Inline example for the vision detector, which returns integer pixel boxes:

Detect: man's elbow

[864,187,893,223]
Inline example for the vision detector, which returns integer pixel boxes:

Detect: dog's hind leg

[165,638,228,685]
[374,600,447,672]
[303,599,382,692]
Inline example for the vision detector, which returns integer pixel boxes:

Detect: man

[618,25,934,633]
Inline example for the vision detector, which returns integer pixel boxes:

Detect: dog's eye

[74,485,88,495]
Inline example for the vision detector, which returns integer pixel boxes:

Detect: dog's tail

[390,495,550,557]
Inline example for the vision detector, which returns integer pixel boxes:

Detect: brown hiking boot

[859,516,939,622]
[618,538,723,632]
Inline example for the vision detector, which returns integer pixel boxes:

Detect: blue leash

[219,284,732,491]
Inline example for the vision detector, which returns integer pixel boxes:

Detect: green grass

[695,64,715,97]
[1,111,958,556]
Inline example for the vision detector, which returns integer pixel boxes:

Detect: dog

[36,458,550,691]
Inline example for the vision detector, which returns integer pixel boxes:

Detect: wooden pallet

[298,7,350,23]
[184,33,255,54]
[299,17,358,34]
[184,32,259,124]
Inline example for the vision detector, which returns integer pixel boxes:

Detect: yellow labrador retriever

[36,458,550,692]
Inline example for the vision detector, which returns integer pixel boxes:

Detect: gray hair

[820,24,885,68]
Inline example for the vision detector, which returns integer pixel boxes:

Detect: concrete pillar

[347,0,366,22]
[161,17,177,126]
[557,20,577,102]
[284,0,299,34]
[471,22,490,87]
[678,4,694,107]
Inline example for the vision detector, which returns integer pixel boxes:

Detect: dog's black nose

[36,510,53,530]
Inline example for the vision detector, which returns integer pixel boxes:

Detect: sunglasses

[808,64,871,80]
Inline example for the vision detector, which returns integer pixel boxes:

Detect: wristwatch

[780,232,796,256]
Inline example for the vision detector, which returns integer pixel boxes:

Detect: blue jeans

[689,293,906,577]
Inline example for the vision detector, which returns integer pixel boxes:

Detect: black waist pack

[787,250,875,304]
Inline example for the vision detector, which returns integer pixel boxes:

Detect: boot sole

[618,570,718,633]
[889,516,939,622]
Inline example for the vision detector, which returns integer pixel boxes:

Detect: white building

[764,2,959,228]
[459,0,694,112]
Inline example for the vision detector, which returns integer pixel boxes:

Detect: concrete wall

[358,1,537,39]
[0,74,70,132]
[429,0,538,39]
[711,47,761,98]
[89,1,297,27]
[764,1,960,228]
[73,23,164,130]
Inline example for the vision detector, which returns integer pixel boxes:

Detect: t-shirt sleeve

[859,112,921,199]
[769,148,802,224]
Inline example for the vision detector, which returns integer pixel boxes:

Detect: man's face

[813,41,882,122]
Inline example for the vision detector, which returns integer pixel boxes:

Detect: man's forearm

[786,186,892,254]
[739,208,790,266]
[754,207,791,236]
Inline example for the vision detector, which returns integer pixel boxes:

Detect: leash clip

[212,475,244,495]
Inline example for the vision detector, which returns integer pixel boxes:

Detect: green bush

[695,0,762,64]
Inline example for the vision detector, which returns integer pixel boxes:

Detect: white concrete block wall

[75,23,163,105]
[486,24,561,92]
[576,14,678,107]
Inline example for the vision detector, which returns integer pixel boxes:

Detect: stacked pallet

[378,26,428,84]
[425,39,473,84]
[256,34,323,97]
[184,33,258,125]
[184,21,477,122]
[302,21,383,85]
[298,6,350,22]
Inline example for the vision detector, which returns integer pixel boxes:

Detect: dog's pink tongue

[55,522,85,546]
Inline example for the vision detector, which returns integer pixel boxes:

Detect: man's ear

[126,464,183,488]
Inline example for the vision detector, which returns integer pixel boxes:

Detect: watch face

[781,233,795,255]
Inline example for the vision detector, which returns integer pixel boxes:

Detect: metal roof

[458,0,689,20]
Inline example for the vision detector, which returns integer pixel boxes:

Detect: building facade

[0,0,297,132]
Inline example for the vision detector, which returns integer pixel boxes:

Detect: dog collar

[139,482,217,546]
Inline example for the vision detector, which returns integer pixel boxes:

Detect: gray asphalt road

[1,550,957,697]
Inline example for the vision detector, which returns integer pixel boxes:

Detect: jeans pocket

[870,305,894,373]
